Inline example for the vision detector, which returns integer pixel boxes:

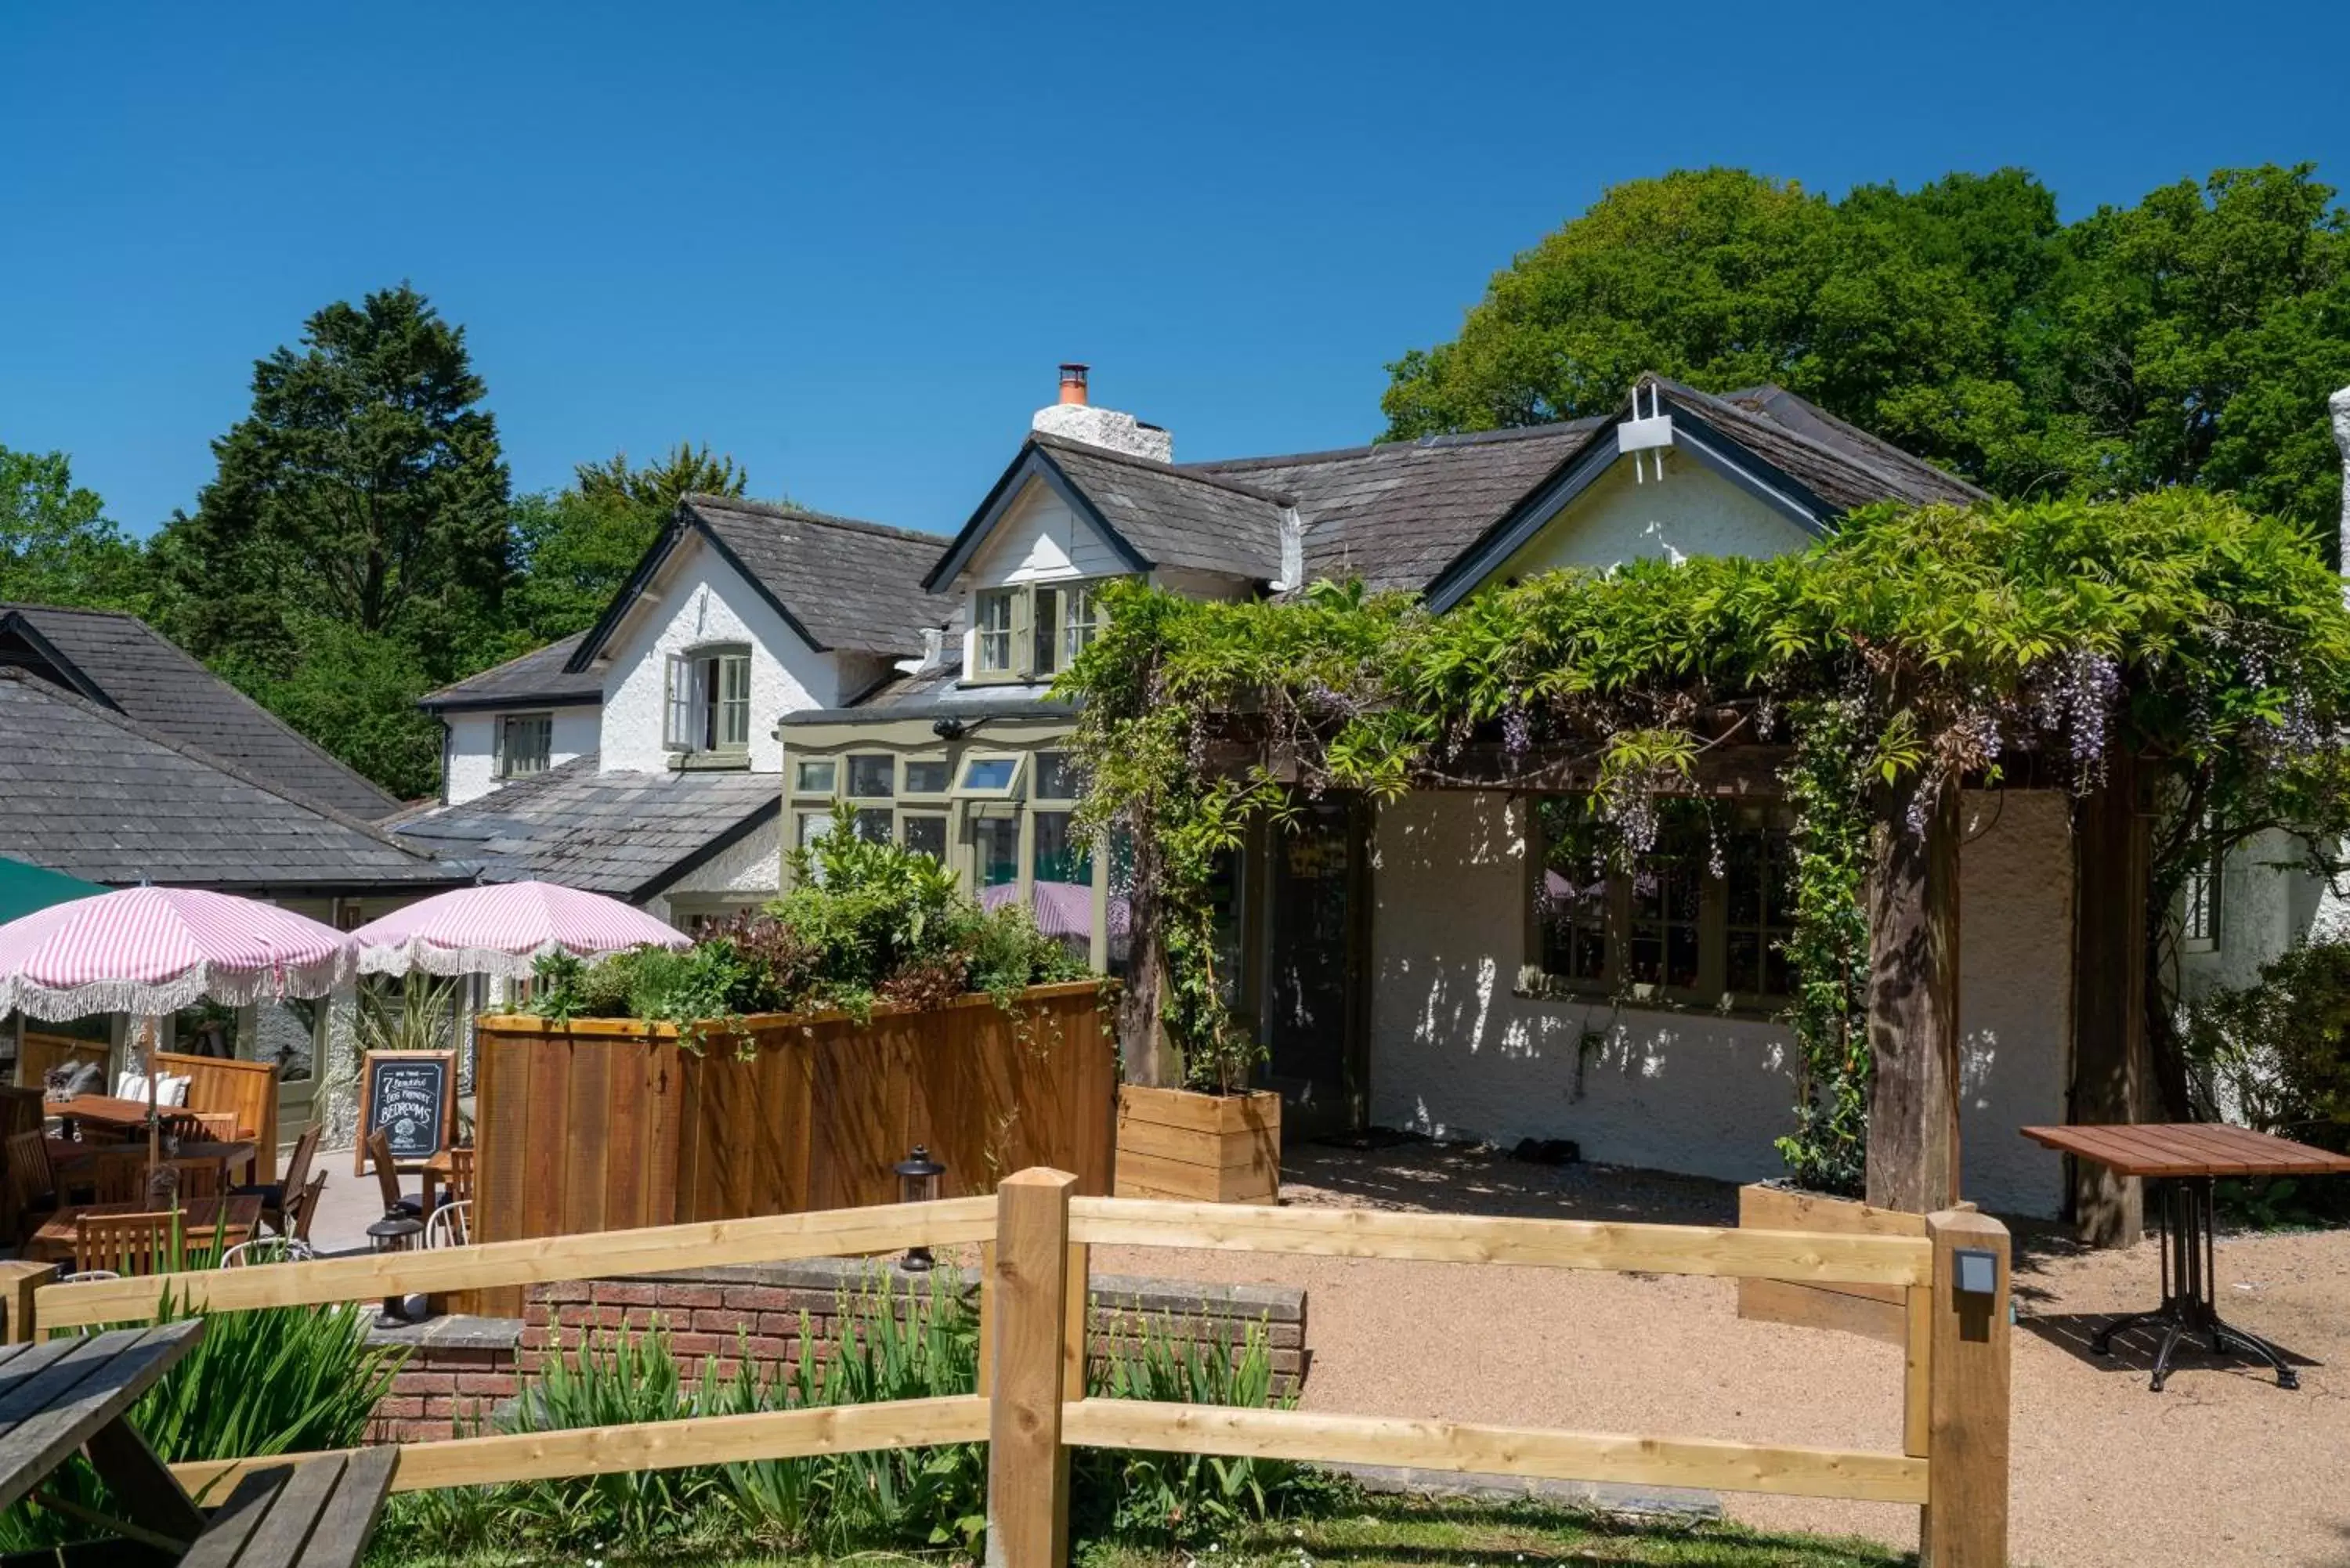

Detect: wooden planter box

[468,980,1118,1295]
[1734,1182,1925,1344]
[1114,1084,1280,1204]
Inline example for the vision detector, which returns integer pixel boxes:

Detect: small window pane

[1032,811,1094,963]
[795,811,832,848]
[847,754,895,797]
[501,714,552,779]
[1032,587,1062,676]
[793,760,837,794]
[960,757,1018,792]
[903,760,950,794]
[1535,798,1608,985]
[974,815,1020,893]
[715,653,751,748]
[902,815,947,861]
[1035,752,1081,800]
[852,808,893,844]
[976,591,1015,674]
[1064,583,1101,665]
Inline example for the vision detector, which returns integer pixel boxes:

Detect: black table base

[2094,1176,2298,1392]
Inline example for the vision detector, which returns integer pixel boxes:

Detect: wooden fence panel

[17,1034,107,1090]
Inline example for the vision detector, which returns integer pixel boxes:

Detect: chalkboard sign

[356,1050,454,1170]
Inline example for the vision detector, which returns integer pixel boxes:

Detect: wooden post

[1866,767,1963,1213]
[987,1169,1076,1568]
[1117,807,1171,1086]
[1921,1209,2010,1568]
[0,1260,53,1342]
[2070,750,2148,1246]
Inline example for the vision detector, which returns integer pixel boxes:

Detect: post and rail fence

[0,1168,2012,1568]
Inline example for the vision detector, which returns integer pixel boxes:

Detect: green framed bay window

[969,579,1108,683]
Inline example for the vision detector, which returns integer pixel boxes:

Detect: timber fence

[0,1168,2012,1567]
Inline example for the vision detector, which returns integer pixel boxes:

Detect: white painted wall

[642,821,782,925]
[1495,452,1817,579]
[968,479,1126,587]
[1365,789,2073,1217]
[597,539,842,775]
[443,706,599,804]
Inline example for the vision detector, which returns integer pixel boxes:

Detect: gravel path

[1094,1141,2350,1568]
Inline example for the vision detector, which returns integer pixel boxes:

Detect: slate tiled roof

[0,670,464,893]
[389,755,777,900]
[1686,381,1986,510]
[1032,435,1291,582]
[682,497,951,658]
[0,604,403,818]
[420,633,598,711]
[1187,422,1601,593]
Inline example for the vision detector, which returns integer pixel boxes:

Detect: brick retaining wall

[369,1258,1307,1443]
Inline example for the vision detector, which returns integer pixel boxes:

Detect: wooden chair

[285,1171,328,1245]
[2,1129,58,1239]
[161,1110,239,1144]
[235,1125,320,1234]
[74,1210,179,1277]
[87,1150,147,1205]
[367,1129,421,1218]
[176,1158,226,1201]
[443,1146,475,1207]
[422,1199,470,1249]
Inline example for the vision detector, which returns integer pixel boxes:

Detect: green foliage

[358,974,461,1055]
[0,446,148,612]
[150,283,512,796]
[1076,1322,1330,1545]
[1061,489,2350,1155]
[1772,703,1873,1193]
[1384,164,2350,546]
[0,1295,402,1549]
[2182,939,2350,1156]
[525,808,1086,1033]
[508,445,750,645]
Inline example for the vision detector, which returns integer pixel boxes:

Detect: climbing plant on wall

[1058,491,2350,1167]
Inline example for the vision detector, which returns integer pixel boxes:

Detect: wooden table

[2022,1122,2350,1390]
[0,1321,208,1537]
[418,1147,469,1215]
[47,1094,169,1138]
[24,1195,265,1266]
[52,1139,259,1190]
[0,1321,395,1568]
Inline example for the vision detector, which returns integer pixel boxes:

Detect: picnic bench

[0,1321,393,1568]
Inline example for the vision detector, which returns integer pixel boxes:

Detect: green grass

[367,1495,1911,1568]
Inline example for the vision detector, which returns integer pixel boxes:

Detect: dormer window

[972,580,1108,683]
[663,644,751,757]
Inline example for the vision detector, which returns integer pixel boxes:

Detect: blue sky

[5,2,2347,540]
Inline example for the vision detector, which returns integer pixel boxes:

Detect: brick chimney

[1031,363,1172,463]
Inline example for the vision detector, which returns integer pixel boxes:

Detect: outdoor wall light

[895,1144,945,1272]
[1952,1247,1999,1299]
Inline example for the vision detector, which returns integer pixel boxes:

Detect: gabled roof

[1416,376,1987,612]
[0,670,464,894]
[0,604,403,818]
[1187,422,1602,594]
[389,753,776,901]
[567,497,951,671]
[421,632,598,712]
[924,434,1292,591]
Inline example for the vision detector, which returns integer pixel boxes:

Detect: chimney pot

[1058,363,1090,406]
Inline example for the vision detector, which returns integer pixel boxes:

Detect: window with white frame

[495,712,553,779]
[1529,797,1796,1010]
[663,645,751,755]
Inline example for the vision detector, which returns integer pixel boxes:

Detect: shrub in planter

[526,805,1088,1028]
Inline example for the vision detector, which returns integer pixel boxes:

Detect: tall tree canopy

[508,443,750,645]
[0,447,147,610]
[1385,164,2350,547]
[151,284,512,798]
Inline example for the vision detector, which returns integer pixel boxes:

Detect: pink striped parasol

[0,884,356,1021]
[347,880,689,979]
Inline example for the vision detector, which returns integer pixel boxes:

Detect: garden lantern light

[894,1143,945,1272]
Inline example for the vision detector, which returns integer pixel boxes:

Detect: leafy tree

[156,283,510,663]
[508,444,750,645]
[151,284,511,795]
[0,446,147,610]
[1385,164,2350,546]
